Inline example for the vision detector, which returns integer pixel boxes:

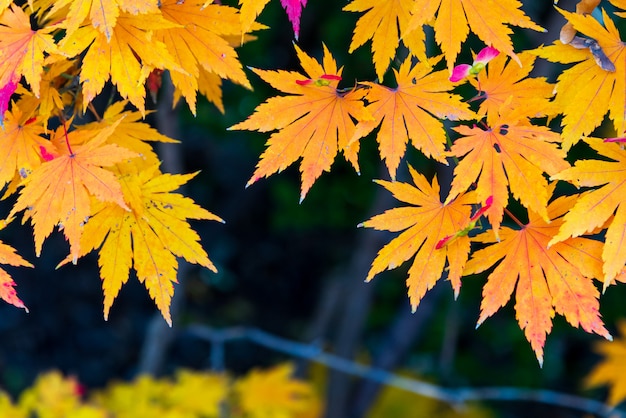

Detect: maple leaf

[350,55,474,179]
[69,163,222,325]
[9,118,137,263]
[343,0,426,80]
[81,100,177,168]
[446,115,569,232]
[465,193,611,365]
[59,12,183,114]
[360,166,479,310]
[234,363,319,418]
[532,8,625,150]
[154,0,254,115]
[549,137,626,288]
[586,320,626,405]
[0,221,33,311]
[405,0,544,71]
[470,51,556,122]
[0,106,49,191]
[230,44,372,201]
[0,4,60,99]
[49,0,160,40]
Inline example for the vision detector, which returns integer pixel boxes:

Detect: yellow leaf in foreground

[76,164,222,325]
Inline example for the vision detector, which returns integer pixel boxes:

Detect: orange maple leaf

[465,193,612,366]
[549,137,626,288]
[405,0,544,70]
[70,163,222,325]
[360,166,479,310]
[586,320,626,405]
[59,11,183,114]
[9,119,137,263]
[446,115,568,232]
[343,0,426,80]
[230,44,372,201]
[154,0,255,115]
[0,221,33,311]
[0,106,49,190]
[533,8,625,150]
[470,51,556,122]
[350,55,474,180]
[0,4,59,97]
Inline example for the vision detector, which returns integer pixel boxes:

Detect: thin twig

[185,324,624,418]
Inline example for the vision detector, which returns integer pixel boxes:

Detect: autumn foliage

[0,0,624,375]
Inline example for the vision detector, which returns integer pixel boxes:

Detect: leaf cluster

[0,363,320,418]
[231,0,626,366]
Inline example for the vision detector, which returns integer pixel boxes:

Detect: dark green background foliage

[0,1,624,417]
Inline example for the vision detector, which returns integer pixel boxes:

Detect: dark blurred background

[0,0,625,417]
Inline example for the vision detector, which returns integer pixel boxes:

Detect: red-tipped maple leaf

[0,220,32,311]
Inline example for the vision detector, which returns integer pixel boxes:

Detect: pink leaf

[450,64,471,82]
[280,0,307,39]
[0,79,18,128]
[475,46,500,64]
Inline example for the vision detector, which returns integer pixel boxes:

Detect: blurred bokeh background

[0,0,624,417]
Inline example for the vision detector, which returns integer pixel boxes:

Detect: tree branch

[185,324,623,418]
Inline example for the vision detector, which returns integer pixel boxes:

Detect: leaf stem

[504,207,525,228]
[61,116,74,156]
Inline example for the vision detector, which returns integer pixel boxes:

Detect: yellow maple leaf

[59,12,183,114]
[155,0,255,115]
[360,166,479,310]
[465,193,611,366]
[549,137,626,288]
[343,0,426,80]
[9,118,136,263]
[234,363,320,418]
[81,100,178,168]
[447,115,568,232]
[239,0,271,35]
[532,8,625,150]
[49,0,160,40]
[0,106,49,190]
[0,4,60,97]
[351,55,474,180]
[230,44,372,201]
[405,0,544,71]
[587,320,626,405]
[70,163,221,324]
